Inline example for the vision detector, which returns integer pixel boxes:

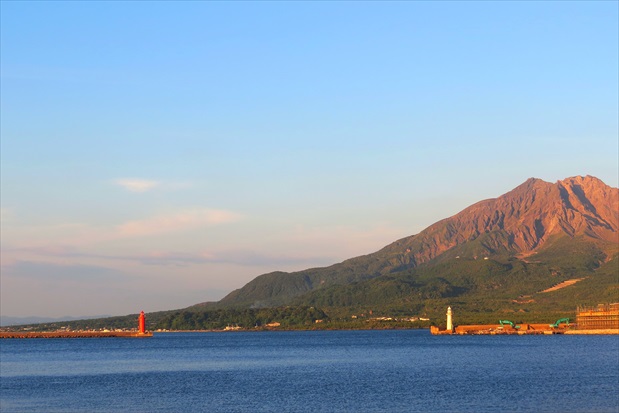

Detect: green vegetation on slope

[283,237,618,325]
[155,306,328,330]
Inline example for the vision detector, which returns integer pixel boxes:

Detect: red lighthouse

[138,311,146,334]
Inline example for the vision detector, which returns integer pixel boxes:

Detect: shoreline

[155,327,619,335]
[3,327,618,338]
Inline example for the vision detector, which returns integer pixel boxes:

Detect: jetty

[0,331,153,339]
[431,305,619,335]
[0,310,153,339]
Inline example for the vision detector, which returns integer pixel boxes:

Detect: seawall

[0,331,153,339]
[431,325,619,335]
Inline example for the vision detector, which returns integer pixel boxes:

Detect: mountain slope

[214,175,618,309]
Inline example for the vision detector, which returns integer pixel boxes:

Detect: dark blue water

[1,330,618,413]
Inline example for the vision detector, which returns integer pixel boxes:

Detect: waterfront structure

[576,303,619,330]
[0,310,153,339]
[0,331,153,339]
[430,304,619,335]
[138,311,146,334]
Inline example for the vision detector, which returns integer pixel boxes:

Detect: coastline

[2,328,619,338]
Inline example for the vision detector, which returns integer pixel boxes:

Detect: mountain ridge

[211,175,618,310]
[9,175,617,331]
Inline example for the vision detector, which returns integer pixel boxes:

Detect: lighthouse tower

[446,307,453,331]
[138,311,146,334]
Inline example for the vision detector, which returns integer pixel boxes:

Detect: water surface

[1,330,618,412]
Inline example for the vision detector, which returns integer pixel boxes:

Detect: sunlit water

[1,330,618,412]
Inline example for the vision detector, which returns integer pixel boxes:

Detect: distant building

[576,303,619,330]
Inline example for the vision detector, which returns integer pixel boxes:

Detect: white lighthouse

[446,306,453,331]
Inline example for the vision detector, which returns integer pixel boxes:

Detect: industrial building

[576,303,619,330]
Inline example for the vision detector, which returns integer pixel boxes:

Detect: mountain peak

[376,175,617,269]
[559,174,606,185]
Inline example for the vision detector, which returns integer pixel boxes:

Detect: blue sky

[1,1,617,318]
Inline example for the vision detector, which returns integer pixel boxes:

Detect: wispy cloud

[113,178,160,192]
[2,246,333,269]
[1,207,243,249]
[113,178,194,193]
[2,260,127,281]
[134,250,334,268]
[116,209,243,238]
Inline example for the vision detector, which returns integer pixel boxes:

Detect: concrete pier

[0,331,153,339]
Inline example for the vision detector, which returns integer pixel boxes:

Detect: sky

[1,1,617,318]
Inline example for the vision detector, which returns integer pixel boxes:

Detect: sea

[1,330,618,413]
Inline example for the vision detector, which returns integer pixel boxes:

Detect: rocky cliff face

[387,175,618,266]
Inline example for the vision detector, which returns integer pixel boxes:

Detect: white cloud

[113,178,194,193]
[116,209,243,238]
[114,178,160,192]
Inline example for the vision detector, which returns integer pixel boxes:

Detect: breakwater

[0,310,153,339]
[431,304,619,335]
[431,324,565,335]
[0,331,153,339]
[431,324,619,335]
